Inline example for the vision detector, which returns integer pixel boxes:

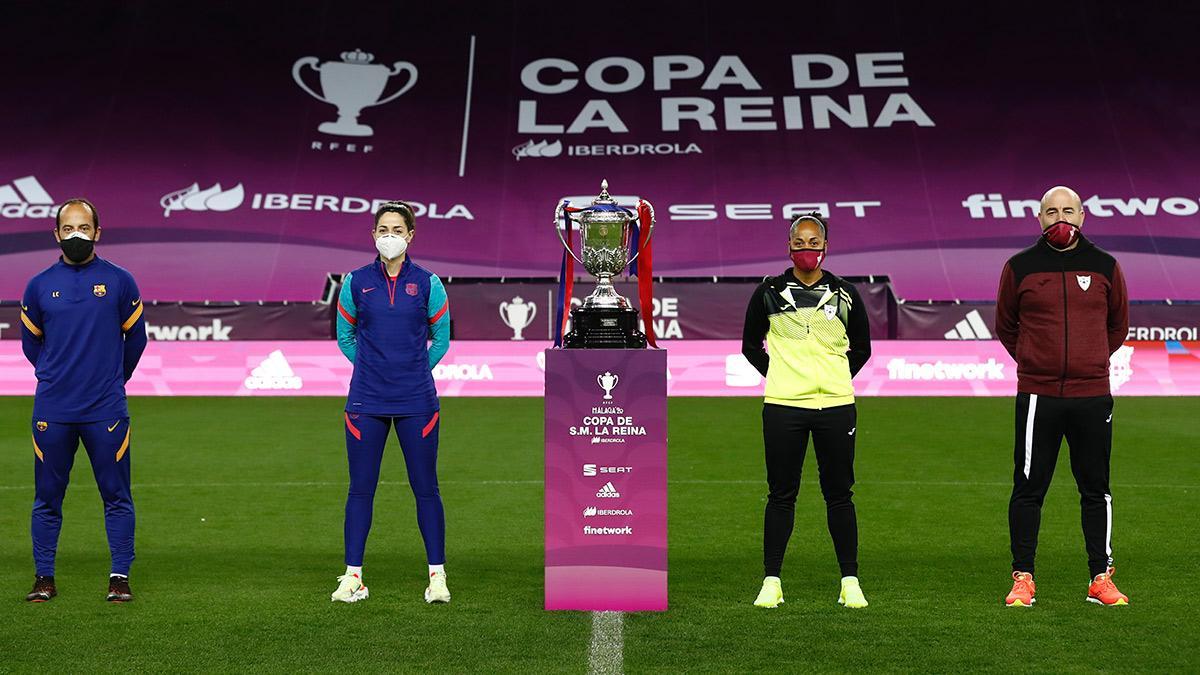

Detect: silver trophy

[555,180,655,348]
[500,296,537,340]
[293,48,418,137]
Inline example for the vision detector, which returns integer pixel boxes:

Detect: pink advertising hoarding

[1,340,1197,398]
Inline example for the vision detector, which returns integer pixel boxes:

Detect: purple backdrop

[3,2,1199,301]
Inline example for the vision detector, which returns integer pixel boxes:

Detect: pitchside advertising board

[544,349,667,611]
[2,340,1198,397]
[3,286,1196,342]
[2,2,1199,303]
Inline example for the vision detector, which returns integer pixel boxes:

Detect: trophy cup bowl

[292,49,418,137]
[556,180,655,349]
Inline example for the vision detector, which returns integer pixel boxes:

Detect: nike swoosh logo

[132,299,141,306]
[848,427,856,436]
[362,287,376,293]
[1106,414,1112,423]
[108,421,120,432]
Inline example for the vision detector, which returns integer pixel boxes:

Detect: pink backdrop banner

[1,340,1197,398]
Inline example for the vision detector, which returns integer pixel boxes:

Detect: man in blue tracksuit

[329,200,452,604]
[19,198,147,603]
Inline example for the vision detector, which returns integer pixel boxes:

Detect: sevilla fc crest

[93,284,107,297]
[405,283,419,296]
[1076,275,1091,291]
[823,305,837,320]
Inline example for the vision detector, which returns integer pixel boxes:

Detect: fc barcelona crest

[36,421,48,432]
[405,283,419,296]
[93,284,107,297]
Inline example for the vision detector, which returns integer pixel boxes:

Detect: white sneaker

[424,571,450,603]
[331,573,369,603]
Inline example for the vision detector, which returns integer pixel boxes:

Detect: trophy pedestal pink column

[544,348,667,611]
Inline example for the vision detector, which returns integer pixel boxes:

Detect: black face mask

[59,235,95,263]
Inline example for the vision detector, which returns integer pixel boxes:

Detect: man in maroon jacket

[995,185,1130,607]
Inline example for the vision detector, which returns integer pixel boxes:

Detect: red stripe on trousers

[422,412,440,438]
[344,412,362,440]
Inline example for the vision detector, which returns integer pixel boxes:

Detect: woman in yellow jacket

[741,212,872,609]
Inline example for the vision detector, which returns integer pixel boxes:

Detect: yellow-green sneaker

[331,573,368,603]
[753,577,784,608]
[838,576,868,608]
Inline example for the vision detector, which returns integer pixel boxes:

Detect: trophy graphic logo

[597,371,619,400]
[292,48,418,137]
[500,296,537,340]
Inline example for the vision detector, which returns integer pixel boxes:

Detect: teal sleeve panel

[427,274,450,368]
[336,271,358,363]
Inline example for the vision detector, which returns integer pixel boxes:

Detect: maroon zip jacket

[995,235,1128,397]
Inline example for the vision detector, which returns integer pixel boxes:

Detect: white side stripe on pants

[1104,493,1113,557]
[1023,394,1038,479]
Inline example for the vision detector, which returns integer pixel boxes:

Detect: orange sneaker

[1005,571,1036,607]
[1087,567,1129,606]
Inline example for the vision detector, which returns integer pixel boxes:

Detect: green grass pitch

[0,396,1197,673]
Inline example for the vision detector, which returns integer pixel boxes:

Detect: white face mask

[375,233,408,260]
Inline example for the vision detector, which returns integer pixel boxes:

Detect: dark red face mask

[1043,220,1079,248]
[790,248,825,272]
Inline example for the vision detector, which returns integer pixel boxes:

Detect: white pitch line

[588,611,624,675]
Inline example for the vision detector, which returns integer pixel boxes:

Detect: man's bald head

[1038,185,1085,231]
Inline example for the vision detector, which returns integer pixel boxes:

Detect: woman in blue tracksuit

[329,200,452,604]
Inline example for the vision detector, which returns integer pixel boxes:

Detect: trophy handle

[369,62,419,107]
[596,374,604,387]
[498,302,509,326]
[625,199,656,266]
[292,57,331,104]
[524,302,537,327]
[554,201,585,266]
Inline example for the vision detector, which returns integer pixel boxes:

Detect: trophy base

[563,307,647,349]
[319,119,374,137]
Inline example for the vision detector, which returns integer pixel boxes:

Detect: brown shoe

[106,575,133,602]
[26,575,57,602]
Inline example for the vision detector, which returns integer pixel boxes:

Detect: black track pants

[1008,392,1115,578]
[762,403,858,578]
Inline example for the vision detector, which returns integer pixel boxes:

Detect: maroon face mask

[1043,220,1079,248]
[790,248,825,272]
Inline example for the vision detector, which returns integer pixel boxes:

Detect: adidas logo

[596,482,621,498]
[244,349,303,390]
[0,176,55,219]
[944,309,993,340]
